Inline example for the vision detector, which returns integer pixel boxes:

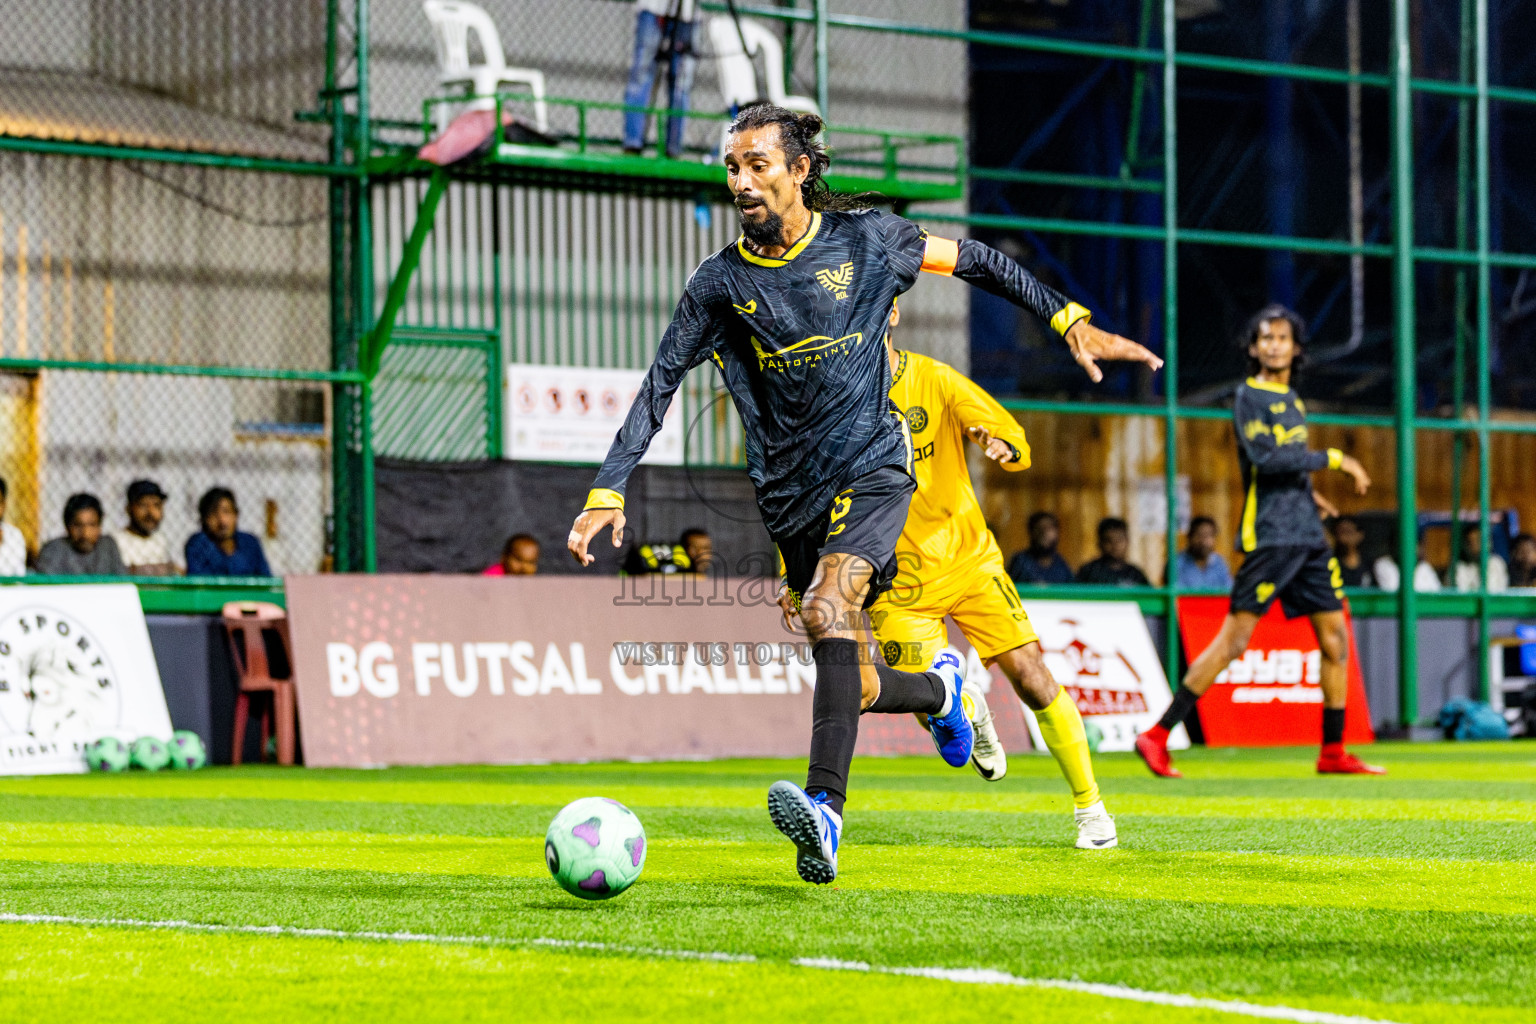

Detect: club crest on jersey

[815,262,854,300]
[905,405,929,433]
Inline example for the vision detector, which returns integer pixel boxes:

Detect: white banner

[505,364,683,465]
[0,584,173,775]
[1001,600,1187,754]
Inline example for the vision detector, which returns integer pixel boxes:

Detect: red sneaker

[1316,749,1386,775]
[1135,731,1182,778]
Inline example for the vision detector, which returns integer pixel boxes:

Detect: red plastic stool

[222,601,297,766]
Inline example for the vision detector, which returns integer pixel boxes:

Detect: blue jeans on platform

[623,11,697,158]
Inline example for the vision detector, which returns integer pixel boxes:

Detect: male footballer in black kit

[1137,305,1385,777]
[568,103,1162,884]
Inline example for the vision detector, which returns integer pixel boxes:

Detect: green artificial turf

[0,742,1531,1023]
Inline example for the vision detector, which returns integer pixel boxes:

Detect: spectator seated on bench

[186,487,271,577]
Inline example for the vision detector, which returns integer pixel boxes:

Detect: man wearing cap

[114,480,179,576]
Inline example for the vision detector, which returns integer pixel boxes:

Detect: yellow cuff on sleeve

[1049,302,1092,337]
[1327,448,1344,470]
[584,488,625,511]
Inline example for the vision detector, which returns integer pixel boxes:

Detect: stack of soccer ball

[86,731,207,772]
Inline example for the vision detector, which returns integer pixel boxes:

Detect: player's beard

[738,204,784,249]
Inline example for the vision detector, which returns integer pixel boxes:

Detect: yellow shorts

[868,552,1038,670]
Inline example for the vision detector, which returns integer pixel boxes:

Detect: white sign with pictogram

[0,584,173,775]
[505,363,684,465]
[994,599,1186,754]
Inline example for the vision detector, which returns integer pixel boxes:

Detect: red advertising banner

[1176,596,1375,746]
[286,575,1043,767]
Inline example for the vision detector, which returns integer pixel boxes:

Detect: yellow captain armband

[1327,448,1344,470]
[584,488,625,511]
[1050,302,1092,337]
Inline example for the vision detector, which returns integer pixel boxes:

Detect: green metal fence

[2,0,1531,723]
[657,0,1531,726]
[0,0,366,602]
[351,0,1531,723]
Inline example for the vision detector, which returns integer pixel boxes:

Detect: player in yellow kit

[872,302,1115,848]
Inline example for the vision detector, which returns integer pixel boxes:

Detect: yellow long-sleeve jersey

[889,349,1030,582]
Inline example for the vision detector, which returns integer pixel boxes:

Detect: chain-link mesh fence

[0,0,342,579]
[363,0,974,374]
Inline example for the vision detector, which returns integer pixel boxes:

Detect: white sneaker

[1074,800,1118,849]
[963,680,1007,781]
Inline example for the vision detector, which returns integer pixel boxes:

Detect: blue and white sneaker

[927,647,974,768]
[767,780,841,884]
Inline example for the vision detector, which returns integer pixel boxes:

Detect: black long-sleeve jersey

[1233,377,1342,552]
[584,208,1080,539]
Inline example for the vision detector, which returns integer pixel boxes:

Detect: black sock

[864,663,946,715]
[1158,685,1200,731]
[805,639,862,817]
[1322,706,1346,746]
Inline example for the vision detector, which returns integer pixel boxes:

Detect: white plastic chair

[709,15,820,144]
[422,0,548,133]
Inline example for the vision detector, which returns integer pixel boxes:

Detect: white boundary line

[0,912,1405,1024]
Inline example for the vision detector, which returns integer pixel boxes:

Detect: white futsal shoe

[963,679,1007,782]
[1074,800,1118,849]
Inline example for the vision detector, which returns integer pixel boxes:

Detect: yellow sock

[1033,689,1101,809]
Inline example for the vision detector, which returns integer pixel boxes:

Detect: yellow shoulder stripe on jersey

[1327,447,1344,470]
[1245,376,1291,394]
[1049,302,1092,337]
[584,488,624,511]
[736,212,821,267]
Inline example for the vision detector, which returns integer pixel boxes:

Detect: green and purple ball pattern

[544,796,647,901]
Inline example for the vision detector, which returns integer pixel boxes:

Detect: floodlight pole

[1391,0,1418,727]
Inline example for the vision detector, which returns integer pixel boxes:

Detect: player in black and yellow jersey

[1137,305,1384,777]
[569,103,1160,883]
[870,303,1116,848]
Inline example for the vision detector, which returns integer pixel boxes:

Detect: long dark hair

[727,103,874,212]
[1241,303,1308,377]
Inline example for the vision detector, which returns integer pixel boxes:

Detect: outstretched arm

[921,235,1164,382]
[568,289,722,565]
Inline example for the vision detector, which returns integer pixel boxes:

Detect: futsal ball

[87,737,131,773]
[544,797,647,901]
[167,731,207,770]
[1084,719,1104,753]
[130,736,171,771]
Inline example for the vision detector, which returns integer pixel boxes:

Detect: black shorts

[1230,544,1344,618]
[777,465,915,612]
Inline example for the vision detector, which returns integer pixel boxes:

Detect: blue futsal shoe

[927,647,975,768]
[767,781,841,884]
